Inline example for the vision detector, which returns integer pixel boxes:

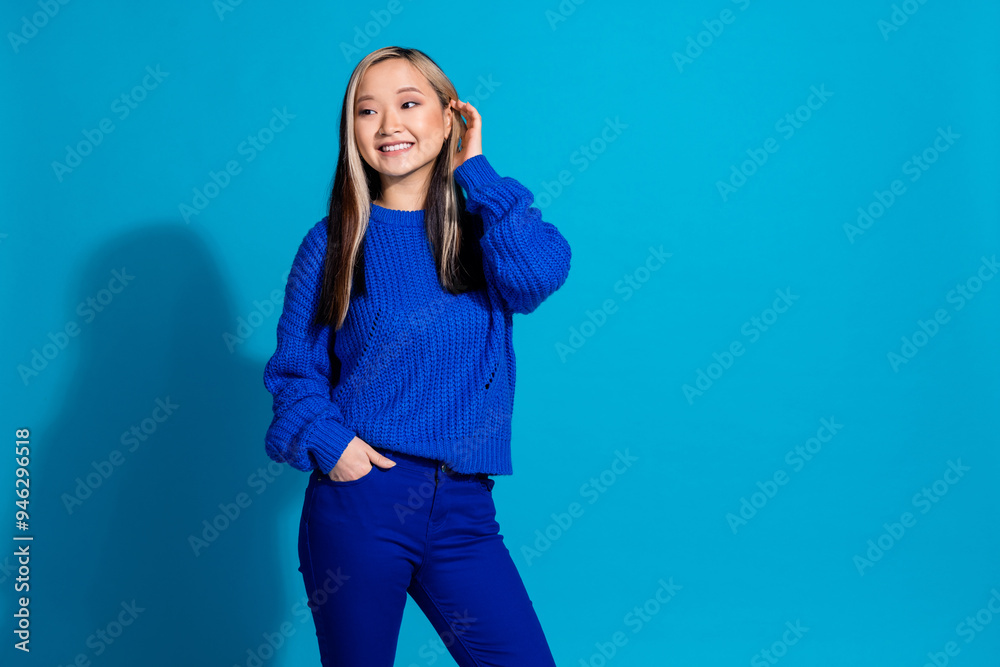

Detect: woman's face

[354,58,452,188]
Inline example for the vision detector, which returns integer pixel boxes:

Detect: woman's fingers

[449,98,483,163]
[450,98,481,125]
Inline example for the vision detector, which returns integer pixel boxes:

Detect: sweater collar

[370,202,425,227]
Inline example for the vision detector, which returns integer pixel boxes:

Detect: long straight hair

[314,46,487,330]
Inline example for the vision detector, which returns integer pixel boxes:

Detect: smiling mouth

[379,142,414,153]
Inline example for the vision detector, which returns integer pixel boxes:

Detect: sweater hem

[359,434,514,476]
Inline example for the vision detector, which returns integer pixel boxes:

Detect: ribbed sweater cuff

[454,154,531,230]
[454,154,502,198]
[306,418,356,475]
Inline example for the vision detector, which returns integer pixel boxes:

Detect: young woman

[263,46,571,666]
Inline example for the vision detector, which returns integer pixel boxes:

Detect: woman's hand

[449,98,482,169]
[327,436,396,482]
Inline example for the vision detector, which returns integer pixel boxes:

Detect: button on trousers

[298,446,557,667]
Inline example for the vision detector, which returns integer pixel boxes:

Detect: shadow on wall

[34,223,307,666]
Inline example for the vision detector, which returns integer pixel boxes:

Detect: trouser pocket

[314,463,380,487]
[476,474,495,494]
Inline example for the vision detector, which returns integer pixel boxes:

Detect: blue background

[2,0,998,665]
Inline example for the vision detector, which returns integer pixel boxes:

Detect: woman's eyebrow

[356,86,425,105]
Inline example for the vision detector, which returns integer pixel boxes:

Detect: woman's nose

[380,109,400,135]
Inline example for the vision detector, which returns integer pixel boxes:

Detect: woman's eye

[358,102,417,116]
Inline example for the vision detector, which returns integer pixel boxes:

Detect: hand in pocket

[327,436,397,482]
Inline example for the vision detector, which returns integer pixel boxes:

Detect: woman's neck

[376,170,432,211]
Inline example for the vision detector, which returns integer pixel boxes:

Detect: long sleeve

[454,154,572,315]
[262,220,357,474]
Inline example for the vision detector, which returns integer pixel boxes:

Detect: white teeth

[380,142,412,152]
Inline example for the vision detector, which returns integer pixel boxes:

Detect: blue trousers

[298,446,557,666]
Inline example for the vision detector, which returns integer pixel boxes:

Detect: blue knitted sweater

[262,154,572,476]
